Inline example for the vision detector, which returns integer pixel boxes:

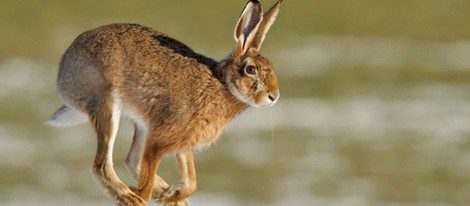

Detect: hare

[46,0,283,205]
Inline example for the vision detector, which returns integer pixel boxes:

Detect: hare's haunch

[47,0,283,205]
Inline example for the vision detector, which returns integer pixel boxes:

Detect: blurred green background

[0,0,469,205]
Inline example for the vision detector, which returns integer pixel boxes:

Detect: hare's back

[58,23,219,116]
[67,23,216,80]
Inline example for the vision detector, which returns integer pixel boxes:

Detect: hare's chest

[189,116,230,150]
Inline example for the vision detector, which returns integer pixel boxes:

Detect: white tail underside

[45,105,89,127]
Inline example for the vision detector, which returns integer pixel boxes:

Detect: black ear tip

[250,0,261,4]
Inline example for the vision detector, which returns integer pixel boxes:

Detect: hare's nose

[268,94,276,101]
[268,91,279,103]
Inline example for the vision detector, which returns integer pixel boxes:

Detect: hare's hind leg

[161,151,196,205]
[89,96,146,206]
[134,141,165,201]
[125,124,169,200]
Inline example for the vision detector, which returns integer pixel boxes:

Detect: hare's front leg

[89,98,146,206]
[125,124,169,200]
[161,151,197,205]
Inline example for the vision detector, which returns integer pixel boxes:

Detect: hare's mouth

[228,83,277,108]
[228,82,256,107]
[256,93,278,108]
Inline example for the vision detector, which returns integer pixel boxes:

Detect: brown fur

[50,1,283,205]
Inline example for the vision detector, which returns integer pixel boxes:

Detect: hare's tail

[45,105,88,127]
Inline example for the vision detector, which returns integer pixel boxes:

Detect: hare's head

[221,0,283,108]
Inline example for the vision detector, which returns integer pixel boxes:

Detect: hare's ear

[234,0,263,56]
[252,0,283,51]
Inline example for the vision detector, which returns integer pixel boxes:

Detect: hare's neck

[200,74,249,125]
[192,57,248,124]
[220,89,250,120]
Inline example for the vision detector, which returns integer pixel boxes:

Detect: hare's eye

[244,66,256,75]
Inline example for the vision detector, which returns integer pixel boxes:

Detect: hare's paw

[163,198,189,206]
[130,184,167,202]
[161,184,182,201]
[152,187,166,201]
[116,192,147,206]
[124,186,147,206]
[161,183,193,202]
[160,184,188,205]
